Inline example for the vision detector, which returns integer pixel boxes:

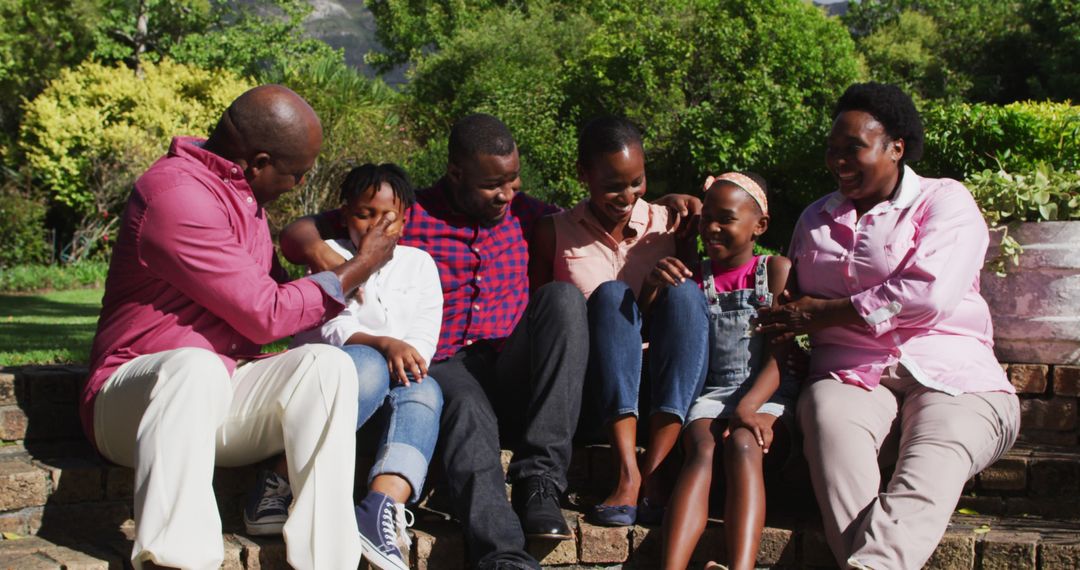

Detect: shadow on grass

[0,292,102,319]
[0,291,102,366]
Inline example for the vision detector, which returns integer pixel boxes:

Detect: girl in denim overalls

[641,173,797,570]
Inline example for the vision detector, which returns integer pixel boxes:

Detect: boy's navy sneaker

[243,470,292,536]
[356,491,414,570]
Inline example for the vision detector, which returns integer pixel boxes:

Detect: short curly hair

[834,82,924,163]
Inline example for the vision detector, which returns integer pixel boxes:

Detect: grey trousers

[798,365,1020,570]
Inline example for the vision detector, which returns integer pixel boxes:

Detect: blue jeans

[587,280,709,424]
[342,344,443,503]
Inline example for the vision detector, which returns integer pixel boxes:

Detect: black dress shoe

[511,476,573,540]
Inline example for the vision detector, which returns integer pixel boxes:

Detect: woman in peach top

[530,116,707,527]
[757,83,1020,570]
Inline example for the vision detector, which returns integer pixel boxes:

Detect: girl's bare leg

[722,426,766,570]
[660,419,723,570]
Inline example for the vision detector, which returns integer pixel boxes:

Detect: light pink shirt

[83,137,346,443]
[789,166,1012,395]
[551,198,676,298]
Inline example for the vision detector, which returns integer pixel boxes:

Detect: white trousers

[94,346,362,570]
[799,365,1020,570]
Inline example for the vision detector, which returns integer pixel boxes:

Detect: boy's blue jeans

[342,344,443,504]
[587,280,709,425]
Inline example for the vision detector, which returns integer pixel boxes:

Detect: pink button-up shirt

[82,137,346,442]
[551,198,676,299]
[789,166,1013,395]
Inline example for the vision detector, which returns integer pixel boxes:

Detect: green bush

[0,261,109,292]
[966,164,1080,275]
[920,100,1080,181]
[0,183,50,267]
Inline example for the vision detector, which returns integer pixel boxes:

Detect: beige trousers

[798,365,1020,570]
[94,346,362,570]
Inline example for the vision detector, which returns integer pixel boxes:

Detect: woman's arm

[528,215,556,293]
[756,184,986,341]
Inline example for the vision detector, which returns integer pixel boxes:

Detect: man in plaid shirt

[283,114,698,569]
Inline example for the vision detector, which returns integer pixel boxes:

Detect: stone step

[960,443,1080,520]
[5,363,1080,446]
[2,508,1078,569]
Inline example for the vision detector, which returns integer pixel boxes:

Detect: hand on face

[345,182,404,272]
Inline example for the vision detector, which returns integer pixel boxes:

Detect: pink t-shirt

[695,255,759,294]
[789,165,1012,395]
[551,198,676,298]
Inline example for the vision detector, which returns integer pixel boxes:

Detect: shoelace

[523,480,554,505]
[257,474,291,512]
[394,503,415,549]
[379,502,415,551]
[256,492,290,513]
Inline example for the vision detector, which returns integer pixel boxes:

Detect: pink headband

[702,172,768,216]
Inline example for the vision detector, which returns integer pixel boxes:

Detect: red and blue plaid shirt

[400,180,559,362]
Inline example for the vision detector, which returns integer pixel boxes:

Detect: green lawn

[0,288,104,366]
[0,287,291,366]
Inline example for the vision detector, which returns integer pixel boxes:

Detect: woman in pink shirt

[757,83,1020,570]
[530,116,707,527]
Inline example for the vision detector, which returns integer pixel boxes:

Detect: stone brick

[528,533,578,565]
[978,531,1037,570]
[0,509,33,536]
[23,406,82,441]
[1003,497,1080,519]
[978,457,1028,492]
[0,405,28,441]
[1040,539,1080,570]
[1052,366,1080,397]
[1009,364,1049,394]
[1029,458,1080,497]
[1017,429,1079,447]
[924,532,975,570]
[956,496,1006,517]
[0,553,60,569]
[0,372,19,406]
[579,520,630,564]
[409,522,465,570]
[630,524,661,566]
[220,535,244,570]
[25,368,81,406]
[499,449,512,476]
[757,526,794,565]
[32,457,104,504]
[241,535,287,570]
[0,458,48,511]
[37,544,110,570]
[32,502,130,539]
[1019,397,1077,431]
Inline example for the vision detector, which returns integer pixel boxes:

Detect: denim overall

[685,255,797,423]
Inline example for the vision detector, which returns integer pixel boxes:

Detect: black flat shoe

[511,476,573,540]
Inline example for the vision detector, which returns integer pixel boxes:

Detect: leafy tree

[19,58,253,261]
[0,0,98,155]
[397,0,862,246]
[843,0,1080,103]
[364,0,509,72]
[855,10,967,100]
